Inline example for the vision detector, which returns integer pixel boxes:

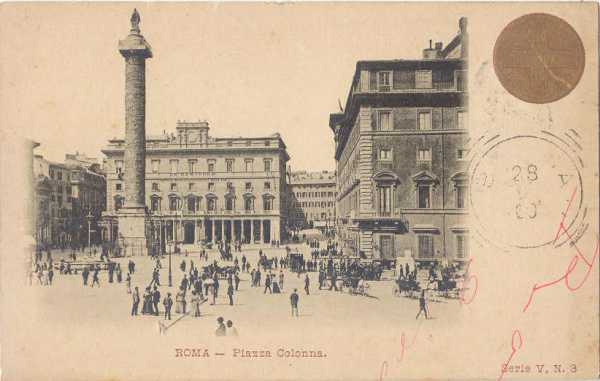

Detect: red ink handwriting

[523,188,599,312]
[458,258,479,305]
[497,330,523,381]
[378,361,388,381]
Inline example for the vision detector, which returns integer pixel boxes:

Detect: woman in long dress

[175,289,185,314]
[192,291,201,317]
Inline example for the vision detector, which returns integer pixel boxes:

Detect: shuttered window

[418,235,434,258]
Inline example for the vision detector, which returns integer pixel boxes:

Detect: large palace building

[287,170,337,231]
[329,18,469,265]
[102,121,289,253]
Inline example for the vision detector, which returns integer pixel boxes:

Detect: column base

[117,206,148,256]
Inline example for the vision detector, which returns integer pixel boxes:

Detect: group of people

[215,316,238,336]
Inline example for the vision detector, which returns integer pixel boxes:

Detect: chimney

[459,17,468,59]
[423,39,439,59]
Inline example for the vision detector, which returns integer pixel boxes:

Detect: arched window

[207,197,217,212]
[169,196,180,211]
[150,195,161,212]
[187,195,198,212]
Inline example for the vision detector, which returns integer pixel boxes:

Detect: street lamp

[86,211,93,255]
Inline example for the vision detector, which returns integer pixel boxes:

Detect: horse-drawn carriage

[343,276,370,296]
[394,278,420,298]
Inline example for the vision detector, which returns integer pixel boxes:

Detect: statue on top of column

[130,9,141,33]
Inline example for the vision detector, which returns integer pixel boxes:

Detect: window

[188,196,197,212]
[457,149,468,160]
[457,111,467,129]
[415,70,432,89]
[263,197,273,211]
[264,141,271,146]
[207,198,216,211]
[418,111,432,130]
[378,71,392,91]
[456,234,468,258]
[116,183,122,191]
[189,183,195,191]
[225,197,234,211]
[57,172,63,181]
[169,183,177,191]
[151,196,160,212]
[378,110,392,131]
[114,196,124,211]
[207,160,215,173]
[151,160,160,173]
[244,197,254,211]
[263,159,272,172]
[115,160,123,174]
[378,186,392,216]
[245,159,254,172]
[418,235,434,258]
[226,159,234,173]
[456,185,467,209]
[50,169,55,179]
[208,182,215,192]
[417,148,432,162]
[169,197,179,211]
[264,182,271,190]
[188,159,197,174]
[379,148,392,161]
[152,183,159,192]
[418,185,431,208]
[245,182,252,191]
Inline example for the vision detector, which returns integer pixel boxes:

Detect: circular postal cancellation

[468,130,587,249]
[493,13,585,104]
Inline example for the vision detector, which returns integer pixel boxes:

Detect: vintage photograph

[1,3,598,381]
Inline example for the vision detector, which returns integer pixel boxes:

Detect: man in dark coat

[234,272,240,291]
[290,289,299,317]
[82,266,89,286]
[304,274,310,295]
[227,284,234,306]
[163,292,173,320]
[152,286,161,316]
[264,273,272,294]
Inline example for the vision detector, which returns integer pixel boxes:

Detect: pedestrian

[416,290,429,320]
[181,274,188,291]
[226,320,238,336]
[191,291,201,317]
[318,270,325,290]
[234,272,240,291]
[91,267,100,287]
[250,269,256,287]
[304,274,310,295]
[126,273,131,294]
[152,286,161,316]
[108,263,114,283]
[290,289,299,317]
[131,287,140,316]
[175,288,186,314]
[227,283,234,306]
[264,272,272,294]
[142,287,152,315]
[215,317,226,336]
[213,273,220,298]
[180,259,186,273]
[329,270,338,291]
[116,264,122,283]
[163,292,173,320]
[279,271,284,291]
[82,266,89,286]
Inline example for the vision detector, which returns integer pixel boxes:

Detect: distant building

[101,120,290,252]
[329,18,469,265]
[287,170,336,231]
[33,152,106,247]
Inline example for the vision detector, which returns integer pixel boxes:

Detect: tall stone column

[117,9,152,256]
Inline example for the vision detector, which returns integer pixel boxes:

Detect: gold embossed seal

[493,13,585,104]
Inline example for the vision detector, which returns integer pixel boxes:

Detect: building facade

[288,170,337,231]
[33,153,106,248]
[101,121,290,252]
[330,18,469,265]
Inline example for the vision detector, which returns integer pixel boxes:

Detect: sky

[0,3,466,171]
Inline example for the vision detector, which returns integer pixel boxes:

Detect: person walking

[82,266,89,286]
[264,272,272,294]
[91,267,100,287]
[329,270,338,291]
[131,287,140,316]
[116,264,123,283]
[163,292,173,320]
[318,270,325,290]
[416,290,429,320]
[290,289,299,317]
[152,286,161,316]
[227,283,234,306]
[234,272,240,291]
[304,274,310,295]
[191,291,201,317]
[279,271,284,291]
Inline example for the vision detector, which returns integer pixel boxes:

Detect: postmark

[469,133,585,249]
[493,13,585,104]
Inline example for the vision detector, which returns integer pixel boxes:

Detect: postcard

[0,3,597,381]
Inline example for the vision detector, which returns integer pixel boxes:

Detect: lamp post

[86,211,93,255]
